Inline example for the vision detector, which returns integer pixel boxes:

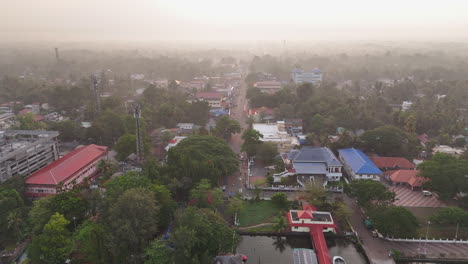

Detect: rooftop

[293,248,318,264]
[288,147,342,167]
[0,130,59,161]
[389,169,427,187]
[369,157,416,169]
[196,92,223,100]
[25,144,108,186]
[338,148,382,175]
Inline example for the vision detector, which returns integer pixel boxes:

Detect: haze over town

[1,1,468,264]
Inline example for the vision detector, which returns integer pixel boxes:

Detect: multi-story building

[286,147,343,182]
[0,130,59,182]
[252,123,299,153]
[25,144,108,198]
[253,81,282,94]
[194,92,224,108]
[291,68,322,84]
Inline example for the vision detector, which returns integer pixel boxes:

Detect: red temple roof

[298,210,313,219]
[25,144,107,186]
[370,157,416,169]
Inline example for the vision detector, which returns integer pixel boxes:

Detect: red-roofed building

[248,107,275,122]
[418,134,430,146]
[369,157,416,171]
[388,169,428,190]
[25,144,108,198]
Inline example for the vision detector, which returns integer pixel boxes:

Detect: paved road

[226,79,249,195]
[341,194,396,264]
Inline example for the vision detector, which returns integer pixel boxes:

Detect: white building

[402,101,413,111]
[291,68,322,84]
[252,122,299,153]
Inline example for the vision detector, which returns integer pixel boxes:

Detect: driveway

[341,194,396,264]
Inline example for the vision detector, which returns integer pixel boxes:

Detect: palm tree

[273,214,289,232]
[7,210,24,242]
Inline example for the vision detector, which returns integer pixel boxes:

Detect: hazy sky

[2,0,468,42]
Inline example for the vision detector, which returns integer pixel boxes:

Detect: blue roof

[338,148,382,175]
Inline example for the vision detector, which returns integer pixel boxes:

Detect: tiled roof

[298,210,313,219]
[338,148,382,175]
[25,144,107,185]
[369,157,416,169]
[389,170,427,187]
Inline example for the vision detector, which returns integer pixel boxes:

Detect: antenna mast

[133,104,143,163]
[91,75,102,114]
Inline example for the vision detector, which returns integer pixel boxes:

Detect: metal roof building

[338,148,382,180]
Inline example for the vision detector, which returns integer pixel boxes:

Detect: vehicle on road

[332,256,346,264]
[364,219,374,230]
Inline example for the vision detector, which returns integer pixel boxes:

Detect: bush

[271,192,289,209]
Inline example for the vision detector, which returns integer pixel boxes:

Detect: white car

[422,190,432,196]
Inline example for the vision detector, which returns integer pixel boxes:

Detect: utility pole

[133,104,143,163]
[54,48,60,63]
[91,75,101,114]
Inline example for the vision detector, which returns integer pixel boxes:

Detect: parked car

[422,190,432,196]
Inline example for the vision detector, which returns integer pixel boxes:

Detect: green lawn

[238,200,283,227]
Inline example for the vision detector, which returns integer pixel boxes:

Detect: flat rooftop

[0,130,59,160]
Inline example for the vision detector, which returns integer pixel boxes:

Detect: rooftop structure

[287,147,342,182]
[338,148,382,180]
[293,248,318,264]
[165,136,187,152]
[291,68,322,85]
[432,145,464,156]
[254,81,282,94]
[252,123,299,153]
[369,157,416,171]
[248,107,275,122]
[0,130,59,182]
[387,169,428,190]
[287,204,336,264]
[401,101,413,111]
[25,144,108,198]
[194,92,224,108]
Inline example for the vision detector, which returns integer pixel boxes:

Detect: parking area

[390,186,446,208]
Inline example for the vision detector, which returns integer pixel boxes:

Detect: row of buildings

[0,130,108,199]
[251,68,323,95]
[274,145,426,191]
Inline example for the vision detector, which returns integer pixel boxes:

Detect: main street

[226,77,249,196]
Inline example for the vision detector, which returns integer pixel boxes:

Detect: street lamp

[424,221,431,256]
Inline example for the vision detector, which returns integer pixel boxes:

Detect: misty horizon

[3,0,468,43]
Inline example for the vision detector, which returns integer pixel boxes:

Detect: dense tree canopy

[357,125,420,158]
[346,180,396,208]
[170,207,239,264]
[106,188,160,263]
[418,153,468,199]
[430,207,468,226]
[167,136,238,193]
[28,213,73,264]
[241,128,263,157]
[213,115,241,140]
[370,206,419,238]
